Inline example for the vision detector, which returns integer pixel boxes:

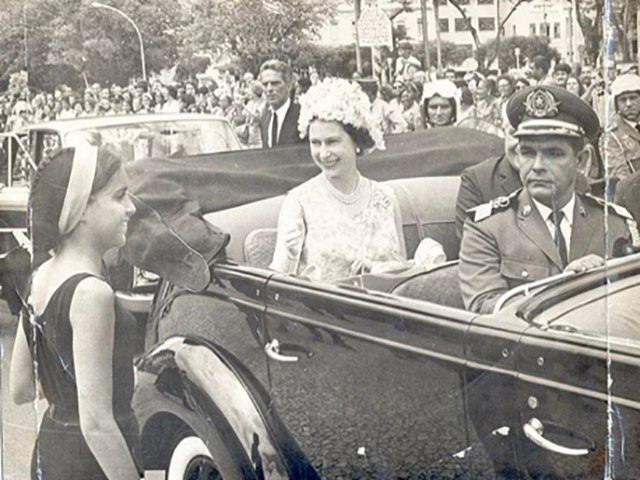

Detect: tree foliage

[180,0,337,74]
[0,0,185,90]
[476,36,560,72]
[448,0,534,72]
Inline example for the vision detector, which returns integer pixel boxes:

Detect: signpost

[357,3,392,79]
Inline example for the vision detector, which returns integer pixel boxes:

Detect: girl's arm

[70,278,140,480]
[10,314,37,404]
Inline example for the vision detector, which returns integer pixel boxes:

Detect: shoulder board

[584,194,634,219]
[466,190,520,222]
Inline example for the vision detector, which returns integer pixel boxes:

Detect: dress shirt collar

[531,194,575,228]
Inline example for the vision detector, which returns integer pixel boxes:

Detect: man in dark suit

[454,123,520,240]
[258,60,305,148]
[459,85,638,314]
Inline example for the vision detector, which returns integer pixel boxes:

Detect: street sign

[357,6,392,47]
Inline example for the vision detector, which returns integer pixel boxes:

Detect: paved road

[1,305,45,480]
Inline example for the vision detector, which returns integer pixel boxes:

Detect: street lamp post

[91,2,146,81]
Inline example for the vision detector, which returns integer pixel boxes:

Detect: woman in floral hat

[270,78,407,282]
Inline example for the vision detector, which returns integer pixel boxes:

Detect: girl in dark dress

[10,143,140,479]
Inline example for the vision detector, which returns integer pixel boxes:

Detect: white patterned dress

[270,175,406,282]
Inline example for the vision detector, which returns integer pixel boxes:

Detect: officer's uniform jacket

[459,188,636,314]
[599,113,640,179]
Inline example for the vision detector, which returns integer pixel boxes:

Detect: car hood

[123,127,503,291]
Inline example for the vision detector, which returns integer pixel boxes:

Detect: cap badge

[523,89,560,118]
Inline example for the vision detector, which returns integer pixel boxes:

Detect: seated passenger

[422,80,459,129]
[459,85,638,314]
[270,78,407,282]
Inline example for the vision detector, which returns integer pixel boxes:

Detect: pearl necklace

[323,174,363,205]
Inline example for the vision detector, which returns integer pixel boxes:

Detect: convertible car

[116,128,640,479]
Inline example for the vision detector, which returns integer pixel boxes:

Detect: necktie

[550,211,568,268]
[271,110,278,148]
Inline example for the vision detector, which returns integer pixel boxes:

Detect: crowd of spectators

[1,48,636,150]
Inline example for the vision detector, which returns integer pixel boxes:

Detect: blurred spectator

[395,41,421,82]
[527,55,555,85]
[358,78,408,135]
[398,82,422,131]
[457,87,475,122]
[514,77,530,92]
[496,74,514,111]
[160,86,180,113]
[245,81,266,148]
[566,75,585,97]
[553,62,572,88]
[444,68,456,82]
[467,78,501,127]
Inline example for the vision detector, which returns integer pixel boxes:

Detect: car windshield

[64,120,240,163]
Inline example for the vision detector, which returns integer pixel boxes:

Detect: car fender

[134,335,318,480]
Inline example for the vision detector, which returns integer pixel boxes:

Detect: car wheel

[166,436,222,480]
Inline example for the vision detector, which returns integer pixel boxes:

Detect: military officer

[598,74,640,182]
[459,85,638,314]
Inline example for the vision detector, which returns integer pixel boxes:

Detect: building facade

[317,0,584,65]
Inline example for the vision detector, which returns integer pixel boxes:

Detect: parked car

[120,138,640,479]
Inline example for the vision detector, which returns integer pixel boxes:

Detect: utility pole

[355,0,363,75]
[637,0,640,69]
[420,0,430,73]
[433,0,442,71]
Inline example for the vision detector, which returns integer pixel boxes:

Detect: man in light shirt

[459,85,638,314]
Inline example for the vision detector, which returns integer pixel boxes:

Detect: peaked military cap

[507,85,600,139]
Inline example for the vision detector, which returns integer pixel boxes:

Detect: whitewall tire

[166,436,220,480]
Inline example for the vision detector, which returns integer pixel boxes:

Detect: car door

[510,274,640,479]
[262,274,494,478]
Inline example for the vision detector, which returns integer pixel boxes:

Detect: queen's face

[308,120,358,181]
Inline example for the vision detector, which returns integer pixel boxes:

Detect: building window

[456,0,470,4]
[512,25,517,35]
[439,18,449,33]
[540,23,549,36]
[455,18,470,31]
[529,23,536,35]
[477,0,493,4]
[478,17,495,31]
[553,22,561,38]
[417,17,422,37]
[435,0,447,5]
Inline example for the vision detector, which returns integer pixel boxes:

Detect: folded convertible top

[123,127,503,290]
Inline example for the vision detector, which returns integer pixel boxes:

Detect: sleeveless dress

[271,175,405,282]
[23,273,140,480]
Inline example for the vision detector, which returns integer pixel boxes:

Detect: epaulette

[466,189,520,222]
[586,194,640,246]
[585,194,633,219]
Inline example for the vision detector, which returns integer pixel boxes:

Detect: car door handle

[264,338,298,363]
[523,418,590,456]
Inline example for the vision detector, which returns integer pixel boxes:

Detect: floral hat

[297,77,385,151]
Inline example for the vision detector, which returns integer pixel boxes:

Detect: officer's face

[516,136,582,208]
[616,91,640,122]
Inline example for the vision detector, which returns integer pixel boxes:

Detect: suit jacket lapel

[569,195,596,260]
[516,190,564,270]
[279,102,295,144]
